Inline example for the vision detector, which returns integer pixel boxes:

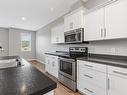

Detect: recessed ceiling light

[108,0,117,1]
[21,17,27,21]
[50,8,54,12]
[82,0,88,3]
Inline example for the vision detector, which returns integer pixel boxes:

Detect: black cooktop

[45,51,87,59]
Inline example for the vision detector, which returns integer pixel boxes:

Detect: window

[21,32,31,51]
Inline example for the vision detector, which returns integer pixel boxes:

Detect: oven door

[59,57,76,81]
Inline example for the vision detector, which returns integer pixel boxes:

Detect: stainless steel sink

[0,56,22,69]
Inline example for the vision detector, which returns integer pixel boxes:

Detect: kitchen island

[0,57,57,95]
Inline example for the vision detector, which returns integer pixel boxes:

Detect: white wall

[9,28,36,59]
[36,27,52,63]
[36,18,64,63]
[0,28,9,56]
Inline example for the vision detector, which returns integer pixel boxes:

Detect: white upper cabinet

[85,8,104,41]
[85,0,127,41]
[51,22,64,44]
[64,8,85,32]
[105,0,127,39]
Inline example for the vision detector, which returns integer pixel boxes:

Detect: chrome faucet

[0,46,4,52]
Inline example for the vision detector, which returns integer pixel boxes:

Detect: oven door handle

[59,58,75,63]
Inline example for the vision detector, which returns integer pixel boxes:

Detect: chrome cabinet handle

[104,28,106,37]
[108,78,110,90]
[84,88,94,93]
[84,74,93,79]
[48,60,49,64]
[52,63,55,67]
[101,28,103,37]
[69,22,73,29]
[56,37,59,42]
[84,64,93,68]
[113,71,127,76]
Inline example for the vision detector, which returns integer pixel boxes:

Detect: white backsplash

[51,39,127,56]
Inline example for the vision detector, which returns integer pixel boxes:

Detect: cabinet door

[64,14,74,31]
[108,75,127,95]
[64,9,84,32]
[45,55,51,73]
[73,10,84,30]
[52,56,58,78]
[44,91,54,95]
[85,8,104,41]
[51,27,57,43]
[56,23,65,43]
[51,23,64,44]
[47,56,58,78]
[105,0,127,39]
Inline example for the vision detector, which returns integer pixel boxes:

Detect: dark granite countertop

[0,58,57,95]
[0,56,20,60]
[77,54,127,68]
[46,52,127,68]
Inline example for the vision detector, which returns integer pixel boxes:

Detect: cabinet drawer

[51,56,58,60]
[78,60,107,73]
[108,66,127,79]
[78,78,106,95]
[78,67,107,89]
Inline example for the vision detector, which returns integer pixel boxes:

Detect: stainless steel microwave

[64,28,84,43]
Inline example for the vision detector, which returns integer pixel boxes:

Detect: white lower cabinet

[78,76,106,95]
[44,90,54,95]
[108,66,127,95]
[45,55,58,78]
[108,75,127,95]
[77,60,107,95]
[77,60,127,95]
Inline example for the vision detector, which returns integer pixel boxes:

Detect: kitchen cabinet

[51,22,64,44]
[44,91,54,95]
[85,8,104,41]
[45,55,58,78]
[45,55,52,73]
[64,8,85,32]
[77,59,127,95]
[108,66,127,95]
[105,0,127,39]
[85,0,127,41]
[77,60,107,95]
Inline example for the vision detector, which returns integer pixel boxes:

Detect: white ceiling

[0,0,78,31]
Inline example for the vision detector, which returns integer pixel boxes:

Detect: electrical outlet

[110,48,116,54]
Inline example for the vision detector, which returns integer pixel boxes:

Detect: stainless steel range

[58,47,88,92]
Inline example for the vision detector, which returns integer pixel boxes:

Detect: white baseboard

[35,59,45,64]
[27,58,37,61]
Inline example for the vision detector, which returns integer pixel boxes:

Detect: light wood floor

[29,60,82,95]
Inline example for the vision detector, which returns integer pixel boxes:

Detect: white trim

[35,59,45,64]
[44,90,54,95]
[64,6,86,18]
[27,58,37,61]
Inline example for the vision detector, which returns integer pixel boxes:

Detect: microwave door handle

[75,33,78,41]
